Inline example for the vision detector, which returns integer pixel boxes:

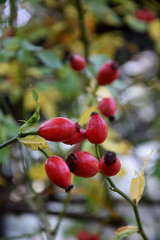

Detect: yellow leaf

[130,150,153,205]
[29,162,47,180]
[7,60,22,85]
[45,21,68,46]
[148,19,160,41]
[90,33,124,59]
[78,105,99,126]
[107,127,118,139]
[24,88,62,119]
[26,67,43,79]
[115,225,138,235]
[0,63,9,75]
[141,150,153,172]
[86,78,97,93]
[95,86,112,98]
[130,171,145,205]
[101,139,132,155]
[118,166,126,178]
[18,135,49,150]
[44,0,57,8]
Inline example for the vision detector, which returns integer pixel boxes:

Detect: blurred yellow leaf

[64,4,78,24]
[26,67,43,79]
[107,126,119,139]
[115,225,138,235]
[95,86,112,98]
[118,166,126,178]
[90,33,124,59]
[24,88,62,119]
[45,21,68,46]
[130,150,153,205]
[44,0,57,8]
[86,78,97,93]
[7,60,22,85]
[78,105,99,126]
[0,63,9,75]
[101,139,132,155]
[85,10,96,34]
[148,19,160,41]
[18,135,49,150]
[29,162,47,180]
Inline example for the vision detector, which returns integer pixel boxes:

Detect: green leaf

[21,39,42,52]
[85,0,108,19]
[124,15,147,33]
[54,66,82,100]
[32,89,39,102]
[113,225,138,239]
[19,104,40,133]
[113,231,137,240]
[0,49,15,62]
[37,50,62,69]
[17,49,37,64]
[3,37,21,51]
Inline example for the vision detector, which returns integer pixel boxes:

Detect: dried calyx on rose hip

[38,117,79,142]
[63,123,86,145]
[97,61,119,85]
[86,112,108,144]
[66,151,99,178]
[98,97,117,121]
[45,156,73,193]
[68,54,86,71]
[99,151,121,177]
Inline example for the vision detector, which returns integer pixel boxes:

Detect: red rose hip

[38,117,77,142]
[66,151,99,178]
[45,156,73,192]
[63,126,86,145]
[135,8,156,22]
[69,54,86,71]
[86,112,108,144]
[99,151,121,176]
[97,62,119,85]
[98,97,117,119]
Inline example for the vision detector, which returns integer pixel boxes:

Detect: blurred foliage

[0,0,160,239]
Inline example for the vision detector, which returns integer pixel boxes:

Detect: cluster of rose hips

[38,54,121,192]
[38,113,121,192]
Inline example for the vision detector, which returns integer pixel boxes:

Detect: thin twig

[52,193,71,236]
[75,0,89,62]
[106,177,148,240]
[0,130,39,150]
[95,144,148,240]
